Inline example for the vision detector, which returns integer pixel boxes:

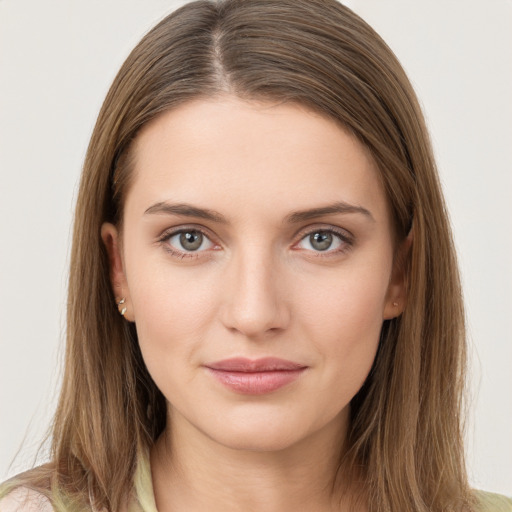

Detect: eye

[295,229,351,254]
[163,229,215,254]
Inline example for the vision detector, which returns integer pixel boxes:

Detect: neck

[150,407,364,512]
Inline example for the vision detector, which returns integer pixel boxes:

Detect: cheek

[297,259,390,337]
[294,262,390,387]
[127,259,219,379]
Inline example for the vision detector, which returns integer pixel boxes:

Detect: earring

[392,302,399,307]
[116,297,127,316]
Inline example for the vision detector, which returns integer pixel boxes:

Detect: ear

[382,229,413,320]
[101,222,135,322]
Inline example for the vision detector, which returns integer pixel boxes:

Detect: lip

[204,357,308,395]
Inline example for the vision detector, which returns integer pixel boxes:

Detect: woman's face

[102,95,406,452]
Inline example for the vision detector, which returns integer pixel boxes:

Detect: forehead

[125,95,389,224]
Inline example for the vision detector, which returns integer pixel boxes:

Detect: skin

[102,95,407,512]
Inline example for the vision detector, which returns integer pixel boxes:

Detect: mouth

[204,357,308,395]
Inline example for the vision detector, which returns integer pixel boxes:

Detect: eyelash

[295,227,354,258]
[157,227,217,260]
[157,225,354,260]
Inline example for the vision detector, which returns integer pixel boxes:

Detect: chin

[200,406,332,454]
[209,425,305,453]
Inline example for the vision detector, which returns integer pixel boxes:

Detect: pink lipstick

[204,357,307,395]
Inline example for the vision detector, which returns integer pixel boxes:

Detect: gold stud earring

[117,297,127,316]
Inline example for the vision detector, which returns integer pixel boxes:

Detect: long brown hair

[1,1,473,510]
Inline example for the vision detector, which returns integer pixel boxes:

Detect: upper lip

[205,357,307,372]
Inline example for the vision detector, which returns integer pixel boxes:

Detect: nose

[220,245,290,339]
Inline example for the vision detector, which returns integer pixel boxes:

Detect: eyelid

[156,223,354,259]
[294,223,354,242]
[292,224,354,255]
[157,225,220,258]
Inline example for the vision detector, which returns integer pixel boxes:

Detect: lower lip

[206,368,306,394]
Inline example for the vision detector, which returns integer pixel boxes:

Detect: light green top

[1,453,511,511]
[129,453,512,512]
[474,491,512,512]
[129,452,158,512]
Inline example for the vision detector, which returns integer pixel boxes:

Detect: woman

[1,0,510,510]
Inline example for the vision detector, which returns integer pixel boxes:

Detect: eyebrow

[284,201,374,224]
[144,202,227,223]
[144,200,374,224]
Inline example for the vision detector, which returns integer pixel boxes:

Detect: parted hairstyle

[1,1,473,511]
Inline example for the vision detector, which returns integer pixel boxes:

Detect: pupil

[310,232,332,251]
[180,231,202,251]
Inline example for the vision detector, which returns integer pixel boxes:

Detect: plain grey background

[1,0,511,495]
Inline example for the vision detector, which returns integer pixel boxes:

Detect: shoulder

[474,490,512,512]
[0,487,53,512]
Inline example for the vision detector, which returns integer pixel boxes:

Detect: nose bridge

[221,241,288,337]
